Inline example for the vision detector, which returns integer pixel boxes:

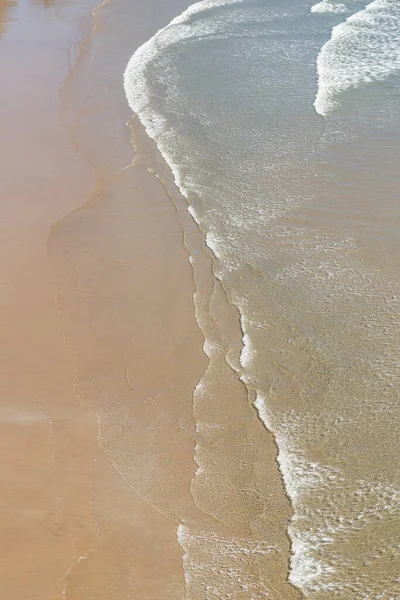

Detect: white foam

[124,0,245,124]
[204,231,222,258]
[254,393,400,594]
[202,338,222,358]
[187,204,200,224]
[314,0,400,115]
[124,2,400,595]
[254,396,338,503]
[124,0,249,235]
[239,332,254,369]
[311,1,349,14]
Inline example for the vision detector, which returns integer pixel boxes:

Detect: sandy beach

[0,1,98,597]
[0,0,299,598]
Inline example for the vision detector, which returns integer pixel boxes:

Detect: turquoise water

[125,1,400,597]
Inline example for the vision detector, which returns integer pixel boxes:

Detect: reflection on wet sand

[0,0,55,40]
[0,0,99,598]
[0,0,16,38]
[33,0,53,7]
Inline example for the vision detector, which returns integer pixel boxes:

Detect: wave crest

[314,0,400,116]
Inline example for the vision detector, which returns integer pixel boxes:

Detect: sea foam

[123,0,247,243]
[314,0,400,116]
[124,0,245,122]
[254,393,400,595]
[311,1,349,14]
[124,1,400,595]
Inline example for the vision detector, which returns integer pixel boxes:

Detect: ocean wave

[254,394,400,595]
[124,1,400,596]
[314,0,400,116]
[124,0,245,120]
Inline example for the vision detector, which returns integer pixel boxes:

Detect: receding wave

[124,0,400,597]
[124,0,249,197]
[314,0,400,116]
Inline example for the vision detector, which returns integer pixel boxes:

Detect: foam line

[314,0,400,115]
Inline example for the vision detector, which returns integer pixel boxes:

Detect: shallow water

[124,0,400,596]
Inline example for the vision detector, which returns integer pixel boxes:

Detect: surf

[314,0,400,116]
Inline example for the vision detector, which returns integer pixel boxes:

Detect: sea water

[125,0,400,597]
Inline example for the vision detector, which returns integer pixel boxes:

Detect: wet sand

[0,0,200,596]
[0,1,98,598]
[0,0,299,597]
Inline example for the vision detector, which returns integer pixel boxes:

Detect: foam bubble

[314,0,400,115]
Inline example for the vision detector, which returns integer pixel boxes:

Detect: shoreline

[65,1,400,597]
[123,11,302,597]
[51,0,208,595]
[0,0,300,597]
